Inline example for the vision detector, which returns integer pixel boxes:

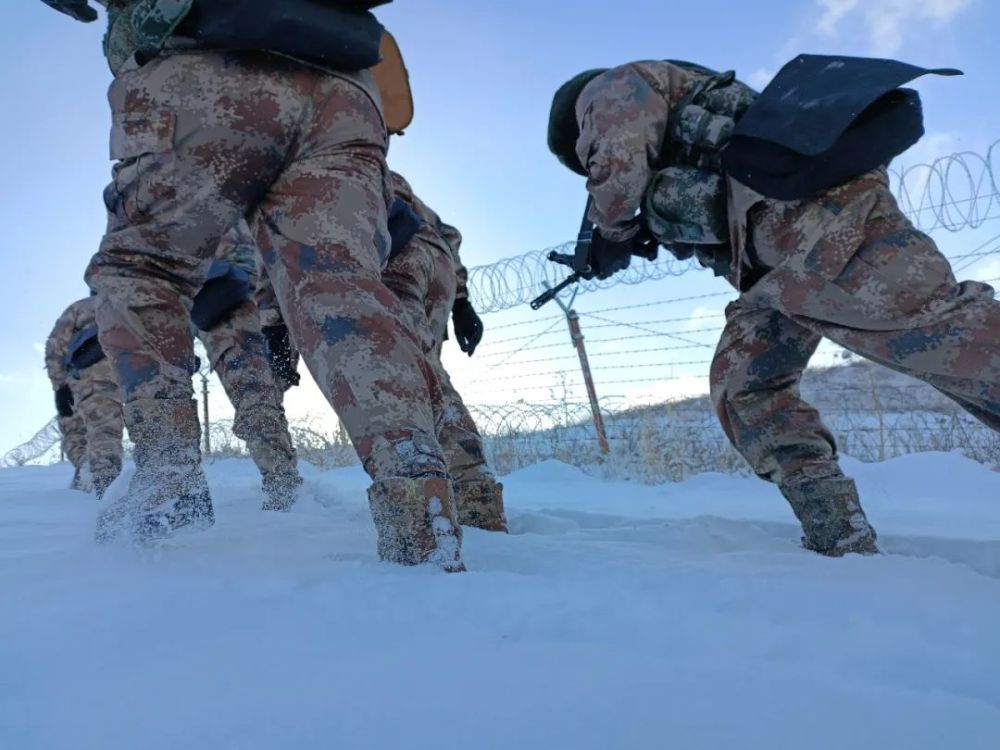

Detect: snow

[1,453,999,749]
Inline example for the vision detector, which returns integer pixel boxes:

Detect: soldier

[45,1,464,570]
[547,58,1000,556]
[192,223,303,512]
[384,172,507,532]
[44,296,125,498]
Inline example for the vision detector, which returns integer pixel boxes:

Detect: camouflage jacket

[45,297,97,389]
[389,172,469,302]
[215,220,259,281]
[574,61,704,242]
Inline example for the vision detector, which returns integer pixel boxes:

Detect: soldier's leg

[84,52,300,542]
[710,302,878,555]
[59,411,89,490]
[433,347,507,532]
[75,360,125,499]
[253,75,461,569]
[802,226,1000,431]
[197,298,302,511]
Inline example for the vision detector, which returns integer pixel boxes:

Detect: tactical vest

[641,62,757,274]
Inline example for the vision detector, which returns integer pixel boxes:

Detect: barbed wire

[468,142,1000,314]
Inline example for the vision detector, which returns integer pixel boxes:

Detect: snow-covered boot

[367,475,465,571]
[261,470,304,512]
[96,398,215,544]
[780,476,879,556]
[455,477,508,532]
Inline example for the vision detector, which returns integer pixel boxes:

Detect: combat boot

[96,398,215,544]
[455,477,509,532]
[367,475,465,571]
[261,471,304,512]
[780,475,879,556]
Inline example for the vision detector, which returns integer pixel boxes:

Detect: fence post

[547,281,609,454]
[200,370,211,455]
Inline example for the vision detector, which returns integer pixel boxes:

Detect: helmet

[547,68,608,176]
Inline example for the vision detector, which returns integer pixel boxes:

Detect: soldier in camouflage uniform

[549,61,1000,556]
[46,1,464,570]
[386,172,507,532]
[45,296,125,498]
[195,223,303,511]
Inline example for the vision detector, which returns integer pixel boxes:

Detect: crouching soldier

[547,56,1000,556]
[45,295,125,498]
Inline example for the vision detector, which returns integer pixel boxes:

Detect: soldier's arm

[575,66,671,241]
[439,222,468,302]
[44,305,78,388]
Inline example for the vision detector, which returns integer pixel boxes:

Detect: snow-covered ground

[2,454,999,749]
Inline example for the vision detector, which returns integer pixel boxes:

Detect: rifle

[530,196,595,310]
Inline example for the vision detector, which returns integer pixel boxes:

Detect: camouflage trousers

[709,171,1000,484]
[68,358,125,488]
[85,49,447,481]
[196,297,298,480]
[59,411,87,469]
[382,242,493,483]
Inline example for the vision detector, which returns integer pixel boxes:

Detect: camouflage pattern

[575,61,712,241]
[58,412,87,471]
[84,49,452,553]
[384,173,494,484]
[573,59,1000,551]
[367,476,465,571]
[98,0,194,75]
[69,357,125,496]
[643,166,728,245]
[253,269,301,393]
[455,477,508,533]
[780,476,878,556]
[45,297,124,494]
[711,169,1000,486]
[96,397,213,543]
[197,224,302,506]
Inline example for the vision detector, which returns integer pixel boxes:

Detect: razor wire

[0,417,61,468]
[468,141,1000,314]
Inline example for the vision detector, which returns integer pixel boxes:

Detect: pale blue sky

[1,0,997,455]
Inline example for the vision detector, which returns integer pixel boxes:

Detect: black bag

[65,325,106,374]
[191,260,252,331]
[387,197,423,261]
[721,54,961,199]
[179,0,388,72]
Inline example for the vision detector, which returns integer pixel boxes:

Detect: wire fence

[4,144,999,478]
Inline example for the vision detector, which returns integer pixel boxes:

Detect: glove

[40,0,98,23]
[55,385,74,418]
[262,325,301,388]
[451,299,483,356]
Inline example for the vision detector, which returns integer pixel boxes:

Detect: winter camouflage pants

[382,241,492,482]
[68,358,125,486]
[85,50,446,481]
[196,297,298,480]
[59,411,87,469]
[709,170,1000,484]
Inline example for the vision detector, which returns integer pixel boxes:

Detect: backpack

[190,260,252,331]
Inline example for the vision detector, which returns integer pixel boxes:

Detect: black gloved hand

[40,0,98,22]
[55,385,74,418]
[581,223,659,281]
[451,299,483,356]
[262,324,301,388]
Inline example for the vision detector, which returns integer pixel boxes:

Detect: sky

[0,0,998,456]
